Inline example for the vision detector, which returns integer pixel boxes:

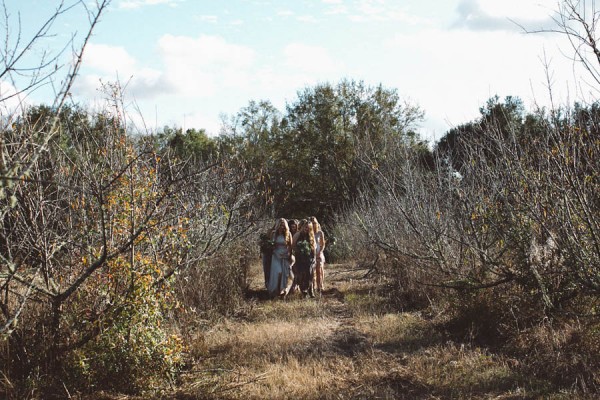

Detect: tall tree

[274,79,424,223]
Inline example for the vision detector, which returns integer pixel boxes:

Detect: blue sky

[2,0,588,142]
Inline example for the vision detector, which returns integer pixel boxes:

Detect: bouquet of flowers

[296,240,312,257]
[259,232,275,253]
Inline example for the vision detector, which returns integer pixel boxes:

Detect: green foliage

[220,80,428,225]
[2,102,247,396]
[259,232,275,253]
[67,280,184,393]
[435,95,527,172]
[295,239,312,257]
[158,126,218,162]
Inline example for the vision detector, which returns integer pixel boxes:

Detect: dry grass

[79,261,595,399]
[170,263,587,399]
[204,316,338,363]
[356,313,442,351]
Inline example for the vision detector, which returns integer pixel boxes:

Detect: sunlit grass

[173,262,591,400]
[356,312,442,351]
[203,317,338,364]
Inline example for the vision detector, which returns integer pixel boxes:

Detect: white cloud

[383,27,576,134]
[347,0,429,24]
[157,34,256,96]
[118,0,180,9]
[452,0,556,31]
[77,43,170,99]
[478,0,555,20]
[197,15,218,24]
[0,80,27,125]
[297,15,319,23]
[323,0,343,4]
[283,43,341,74]
[277,10,294,17]
[83,43,137,75]
[181,111,222,134]
[325,5,348,15]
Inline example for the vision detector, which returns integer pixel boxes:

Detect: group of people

[260,217,326,299]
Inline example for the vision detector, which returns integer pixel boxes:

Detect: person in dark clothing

[292,219,316,298]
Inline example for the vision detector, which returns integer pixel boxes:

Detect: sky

[2,0,593,143]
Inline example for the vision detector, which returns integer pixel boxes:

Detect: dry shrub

[0,278,184,398]
[336,277,389,316]
[180,296,344,399]
[327,219,372,264]
[355,313,551,399]
[178,261,589,400]
[170,243,252,371]
[187,355,355,400]
[189,342,528,399]
[442,283,545,348]
[379,255,444,312]
[442,283,600,394]
[509,318,600,394]
[0,301,50,398]
[242,295,328,324]
[175,246,250,320]
[332,254,441,315]
[332,211,443,314]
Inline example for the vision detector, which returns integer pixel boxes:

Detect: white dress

[314,231,325,263]
[267,234,291,296]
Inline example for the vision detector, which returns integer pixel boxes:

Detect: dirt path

[175,263,553,399]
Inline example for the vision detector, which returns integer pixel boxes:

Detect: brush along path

[178,263,552,399]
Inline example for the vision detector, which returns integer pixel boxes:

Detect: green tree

[264,80,424,223]
[155,126,218,163]
[435,95,525,172]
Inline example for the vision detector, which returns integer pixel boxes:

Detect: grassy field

[136,262,590,400]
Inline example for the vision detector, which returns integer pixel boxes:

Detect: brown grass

[76,261,595,399]
[167,262,589,400]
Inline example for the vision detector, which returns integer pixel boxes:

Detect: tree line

[3,67,600,399]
